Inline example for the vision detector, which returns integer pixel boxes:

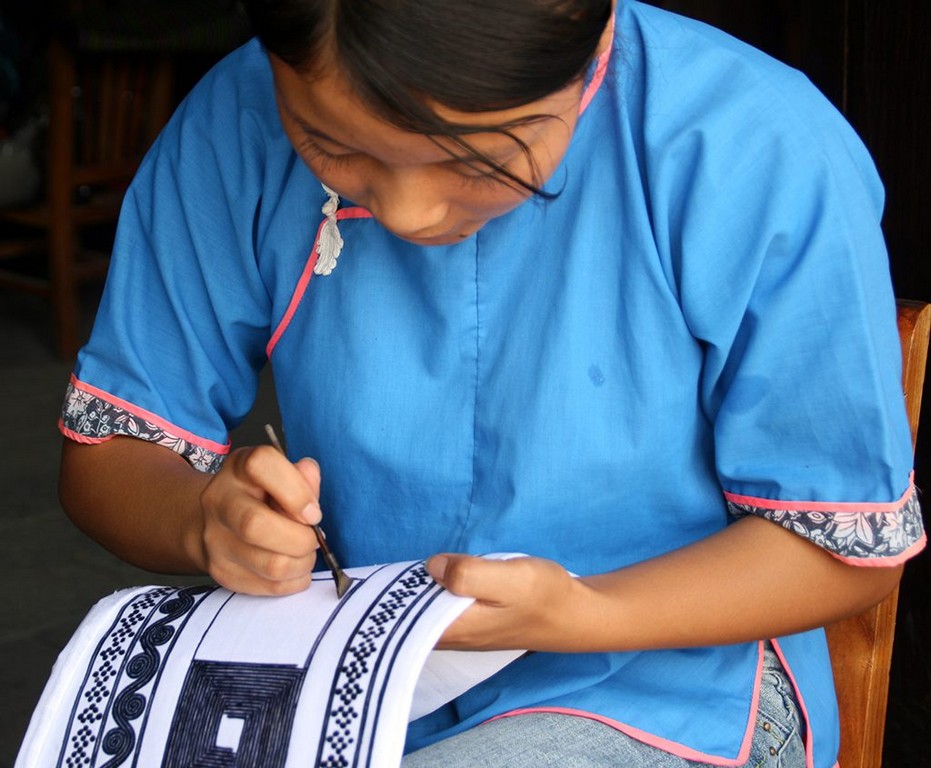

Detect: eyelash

[300,135,510,191]
[449,155,517,191]
[301,137,355,171]
[458,168,509,191]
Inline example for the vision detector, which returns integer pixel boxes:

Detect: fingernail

[426,555,449,582]
[300,503,321,525]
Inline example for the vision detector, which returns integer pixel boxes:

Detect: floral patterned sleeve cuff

[726,483,926,566]
[59,376,228,474]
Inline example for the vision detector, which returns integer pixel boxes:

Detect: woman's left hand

[426,554,589,651]
[425,516,907,656]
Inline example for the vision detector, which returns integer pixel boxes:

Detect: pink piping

[266,16,613,359]
[63,374,230,455]
[827,534,926,568]
[579,15,614,115]
[266,206,372,358]
[724,474,915,514]
[60,421,110,446]
[487,641,764,766]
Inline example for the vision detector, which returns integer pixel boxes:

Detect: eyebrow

[294,115,358,152]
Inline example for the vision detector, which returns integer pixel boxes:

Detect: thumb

[425,553,452,584]
[426,554,517,602]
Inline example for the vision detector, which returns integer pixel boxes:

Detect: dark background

[0,1,928,766]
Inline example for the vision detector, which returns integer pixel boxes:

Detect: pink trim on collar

[266,206,373,358]
[579,14,614,115]
[268,17,614,358]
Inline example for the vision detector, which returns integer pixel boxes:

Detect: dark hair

[244,0,612,195]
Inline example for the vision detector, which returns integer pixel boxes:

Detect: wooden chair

[0,37,174,359]
[824,299,931,768]
[0,1,250,359]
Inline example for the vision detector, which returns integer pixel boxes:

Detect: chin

[399,229,479,246]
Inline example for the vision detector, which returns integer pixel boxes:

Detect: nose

[368,167,451,240]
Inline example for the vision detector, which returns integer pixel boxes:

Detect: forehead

[269,52,582,164]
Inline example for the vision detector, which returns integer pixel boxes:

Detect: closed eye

[301,133,517,192]
[448,158,513,191]
[300,135,358,170]
[458,168,510,191]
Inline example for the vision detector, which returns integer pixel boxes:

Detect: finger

[240,544,318,585]
[208,517,318,582]
[232,445,321,524]
[293,458,323,524]
[227,498,320,557]
[426,554,507,601]
[209,556,314,596]
[294,457,321,495]
[429,555,557,605]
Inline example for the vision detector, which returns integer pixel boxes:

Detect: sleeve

[643,40,925,566]
[59,43,277,474]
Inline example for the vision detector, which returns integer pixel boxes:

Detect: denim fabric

[402,645,806,768]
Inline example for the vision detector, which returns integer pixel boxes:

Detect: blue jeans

[403,645,806,767]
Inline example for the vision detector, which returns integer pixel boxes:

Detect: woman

[59,1,923,765]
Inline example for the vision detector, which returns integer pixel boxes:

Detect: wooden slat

[825,300,930,768]
[0,269,51,296]
[111,59,131,162]
[897,300,931,447]
[0,237,46,259]
[0,198,125,229]
[73,160,139,186]
[0,28,177,358]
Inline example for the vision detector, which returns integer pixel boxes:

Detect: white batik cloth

[16,557,524,768]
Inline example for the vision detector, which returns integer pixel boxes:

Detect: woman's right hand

[60,437,323,596]
[198,445,323,595]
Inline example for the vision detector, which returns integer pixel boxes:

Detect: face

[270,53,585,246]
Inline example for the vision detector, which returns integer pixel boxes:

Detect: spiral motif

[119,692,148,719]
[147,623,175,646]
[160,598,183,615]
[101,725,132,756]
[97,586,214,767]
[126,651,157,679]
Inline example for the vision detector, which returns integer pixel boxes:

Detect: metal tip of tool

[313,525,354,599]
[334,571,354,599]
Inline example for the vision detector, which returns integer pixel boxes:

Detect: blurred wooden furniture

[0,1,249,359]
[0,37,173,359]
[824,299,930,768]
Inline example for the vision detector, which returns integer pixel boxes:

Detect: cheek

[454,184,529,219]
[300,156,372,204]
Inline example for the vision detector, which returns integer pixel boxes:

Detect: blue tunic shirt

[62,2,924,765]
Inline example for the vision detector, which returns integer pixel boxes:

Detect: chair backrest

[824,299,930,768]
[0,2,249,358]
[47,38,173,211]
